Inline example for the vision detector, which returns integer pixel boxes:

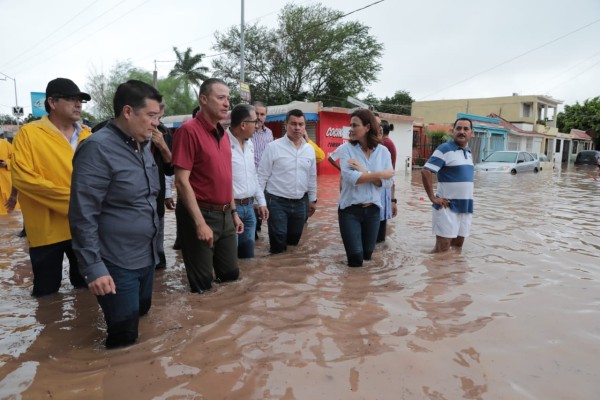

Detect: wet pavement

[0,166,599,399]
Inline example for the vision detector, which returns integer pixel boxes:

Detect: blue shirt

[338,142,393,210]
[424,140,474,213]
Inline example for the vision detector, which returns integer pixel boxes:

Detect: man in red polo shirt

[171,78,243,293]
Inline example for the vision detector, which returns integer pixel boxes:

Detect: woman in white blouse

[336,109,394,267]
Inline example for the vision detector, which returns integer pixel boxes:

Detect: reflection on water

[1,167,599,399]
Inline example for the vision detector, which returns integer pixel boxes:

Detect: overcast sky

[1,0,599,117]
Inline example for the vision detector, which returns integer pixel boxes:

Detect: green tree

[168,47,210,99]
[0,114,17,124]
[376,90,414,115]
[360,90,414,115]
[86,61,142,119]
[86,61,198,120]
[212,3,383,106]
[557,96,600,148]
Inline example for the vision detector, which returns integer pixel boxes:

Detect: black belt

[266,192,306,202]
[234,197,253,205]
[197,200,231,212]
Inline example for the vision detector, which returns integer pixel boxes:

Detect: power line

[546,58,600,93]
[538,49,600,89]
[3,0,144,76]
[126,0,318,70]
[418,17,600,101]
[0,1,101,71]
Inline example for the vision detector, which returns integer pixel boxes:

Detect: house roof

[487,113,543,136]
[570,129,592,140]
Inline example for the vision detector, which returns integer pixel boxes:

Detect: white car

[475,151,540,174]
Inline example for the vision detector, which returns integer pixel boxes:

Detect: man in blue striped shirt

[421,118,474,253]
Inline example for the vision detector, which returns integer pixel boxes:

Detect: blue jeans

[96,261,154,348]
[266,192,307,254]
[236,201,257,258]
[338,205,380,267]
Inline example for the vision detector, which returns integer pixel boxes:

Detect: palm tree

[168,47,210,98]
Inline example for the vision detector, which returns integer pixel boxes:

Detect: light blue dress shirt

[338,142,393,210]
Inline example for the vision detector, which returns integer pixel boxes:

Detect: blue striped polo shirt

[424,140,474,213]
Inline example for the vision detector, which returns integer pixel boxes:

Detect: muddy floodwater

[1,166,599,400]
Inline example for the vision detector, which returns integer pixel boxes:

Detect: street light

[0,71,20,129]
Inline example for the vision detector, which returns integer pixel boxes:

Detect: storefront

[265,101,422,174]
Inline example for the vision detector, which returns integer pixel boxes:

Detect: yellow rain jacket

[0,138,14,214]
[307,139,325,164]
[11,117,92,247]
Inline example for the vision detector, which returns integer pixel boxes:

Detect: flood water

[1,166,599,400]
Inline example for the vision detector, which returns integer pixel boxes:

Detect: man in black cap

[11,78,92,296]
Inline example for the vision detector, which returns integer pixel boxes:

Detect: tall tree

[86,61,198,120]
[376,90,414,115]
[361,90,414,115]
[212,3,383,106]
[168,47,210,99]
[0,114,17,124]
[557,97,600,148]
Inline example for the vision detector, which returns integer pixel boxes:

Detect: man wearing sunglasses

[11,78,92,296]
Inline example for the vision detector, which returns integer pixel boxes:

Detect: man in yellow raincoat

[11,78,92,296]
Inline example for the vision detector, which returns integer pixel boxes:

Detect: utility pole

[0,71,20,130]
[153,60,158,88]
[240,0,245,83]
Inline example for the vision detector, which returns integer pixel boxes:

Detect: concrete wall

[412,95,560,125]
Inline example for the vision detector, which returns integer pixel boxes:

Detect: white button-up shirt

[227,129,266,206]
[257,134,317,201]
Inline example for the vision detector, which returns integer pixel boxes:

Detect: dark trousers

[29,240,86,297]
[176,202,239,293]
[376,219,387,243]
[338,205,380,267]
[266,192,307,254]
[96,261,154,349]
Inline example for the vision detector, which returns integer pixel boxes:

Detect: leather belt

[234,197,253,205]
[197,200,231,212]
[354,203,374,208]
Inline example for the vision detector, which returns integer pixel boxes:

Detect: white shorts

[432,207,472,238]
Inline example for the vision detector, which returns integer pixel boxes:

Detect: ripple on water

[1,168,600,399]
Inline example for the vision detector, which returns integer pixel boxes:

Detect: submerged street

[0,166,599,399]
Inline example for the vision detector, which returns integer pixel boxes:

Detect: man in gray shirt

[69,80,162,348]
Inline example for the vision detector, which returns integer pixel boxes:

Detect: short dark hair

[192,106,200,118]
[113,80,162,118]
[230,104,255,128]
[453,117,473,130]
[253,101,267,109]
[199,78,227,97]
[350,109,380,150]
[285,109,305,123]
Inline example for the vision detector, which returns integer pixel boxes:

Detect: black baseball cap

[45,78,91,101]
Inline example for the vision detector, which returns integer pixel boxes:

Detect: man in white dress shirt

[258,109,317,254]
[227,104,269,258]
[251,101,273,239]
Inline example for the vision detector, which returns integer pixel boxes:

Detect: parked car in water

[475,151,540,174]
[574,150,600,165]
[530,153,553,171]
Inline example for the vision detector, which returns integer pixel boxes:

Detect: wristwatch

[391,198,397,204]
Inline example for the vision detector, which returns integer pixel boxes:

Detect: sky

[1,0,599,117]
